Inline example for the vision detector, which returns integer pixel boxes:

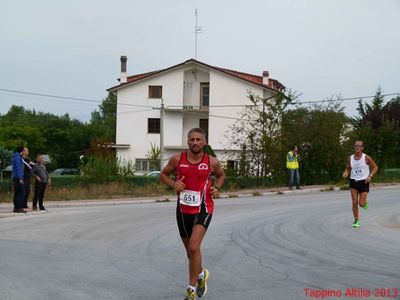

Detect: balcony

[165,105,209,113]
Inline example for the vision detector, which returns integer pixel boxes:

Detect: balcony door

[200,82,209,108]
[199,118,209,140]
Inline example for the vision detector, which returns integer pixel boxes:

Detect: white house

[107,57,285,173]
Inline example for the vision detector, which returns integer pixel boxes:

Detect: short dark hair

[16,146,25,153]
[291,145,297,151]
[187,128,207,141]
[354,140,364,146]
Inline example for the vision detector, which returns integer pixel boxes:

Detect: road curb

[1,184,398,219]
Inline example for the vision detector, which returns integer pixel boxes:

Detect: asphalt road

[1,187,399,300]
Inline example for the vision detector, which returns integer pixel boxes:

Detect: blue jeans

[288,169,300,189]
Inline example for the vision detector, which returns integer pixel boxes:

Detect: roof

[107,59,285,93]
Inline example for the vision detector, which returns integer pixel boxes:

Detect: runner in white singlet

[343,140,378,228]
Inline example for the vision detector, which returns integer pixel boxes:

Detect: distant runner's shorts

[176,205,212,238]
[349,179,369,193]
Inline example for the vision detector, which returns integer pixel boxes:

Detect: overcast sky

[1,0,399,121]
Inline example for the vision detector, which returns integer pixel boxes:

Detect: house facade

[107,57,285,174]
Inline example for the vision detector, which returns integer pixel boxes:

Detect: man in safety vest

[286,145,300,190]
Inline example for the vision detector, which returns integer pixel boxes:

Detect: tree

[282,101,349,184]
[89,93,117,143]
[227,91,295,180]
[0,125,46,155]
[146,142,161,171]
[351,89,400,168]
[0,106,91,169]
[79,139,134,183]
[0,94,117,171]
[354,87,385,130]
[0,146,12,169]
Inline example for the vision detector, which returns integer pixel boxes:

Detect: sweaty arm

[365,155,378,183]
[160,154,185,192]
[342,156,351,179]
[210,157,225,198]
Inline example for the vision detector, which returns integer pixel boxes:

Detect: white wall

[116,69,184,163]
[164,111,183,146]
[208,70,264,151]
[183,69,210,108]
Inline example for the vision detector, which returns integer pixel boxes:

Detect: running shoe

[363,202,368,210]
[184,287,196,300]
[352,220,361,228]
[197,269,209,297]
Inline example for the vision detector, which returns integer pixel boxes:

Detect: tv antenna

[194,9,203,59]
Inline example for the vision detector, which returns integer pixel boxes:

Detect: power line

[208,113,361,126]
[298,92,400,105]
[0,88,102,104]
[1,87,399,111]
[167,92,400,109]
[0,88,152,108]
[0,109,154,125]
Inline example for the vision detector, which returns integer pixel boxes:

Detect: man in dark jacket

[12,146,27,213]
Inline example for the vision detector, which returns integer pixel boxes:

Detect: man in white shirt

[342,140,378,228]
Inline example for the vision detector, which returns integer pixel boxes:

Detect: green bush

[375,168,400,182]
[78,156,135,184]
[123,176,157,186]
[223,176,276,190]
[48,175,161,188]
[0,180,12,192]
[50,175,79,188]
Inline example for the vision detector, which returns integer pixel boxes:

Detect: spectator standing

[286,145,300,190]
[32,154,51,211]
[12,146,26,213]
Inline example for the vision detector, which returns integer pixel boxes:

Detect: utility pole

[194,9,202,59]
[159,98,165,169]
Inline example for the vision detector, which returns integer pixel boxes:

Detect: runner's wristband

[213,186,220,192]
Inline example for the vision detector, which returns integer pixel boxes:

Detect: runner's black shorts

[176,204,212,238]
[349,178,369,193]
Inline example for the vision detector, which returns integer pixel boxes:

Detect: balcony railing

[165,105,209,112]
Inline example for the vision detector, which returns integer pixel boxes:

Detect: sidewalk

[0,185,332,219]
[1,183,397,219]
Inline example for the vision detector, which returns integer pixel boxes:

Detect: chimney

[262,70,269,86]
[120,56,127,84]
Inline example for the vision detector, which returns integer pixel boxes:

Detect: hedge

[1,168,399,193]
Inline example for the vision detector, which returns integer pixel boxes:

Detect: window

[227,160,237,170]
[226,160,240,173]
[135,159,148,172]
[200,82,209,107]
[148,86,162,98]
[135,159,159,172]
[148,118,160,133]
[199,119,209,139]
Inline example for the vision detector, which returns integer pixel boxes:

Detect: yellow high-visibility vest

[286,151,299,169]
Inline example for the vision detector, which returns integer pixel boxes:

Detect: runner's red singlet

[175,151,213,214]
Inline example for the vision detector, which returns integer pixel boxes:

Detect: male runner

[160,128,225,300]
[342,140,378,228]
